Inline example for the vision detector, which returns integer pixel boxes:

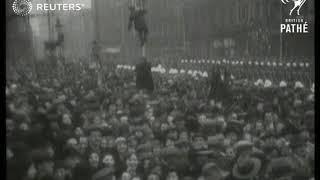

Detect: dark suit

[208,67,231,101]
[135,61,154,92]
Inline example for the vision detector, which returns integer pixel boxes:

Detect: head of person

[160,122,169,132]
[102,154,115,168]
[64,155,81,169]
[105,136,115,149]
[166,170,179,180]
[121,172,131,180]
[89,130,102,149]
[62,114,72,126]
[202,163,228,180]
[78,137,88,153]
[192,134,207,150]
[74,127,84,137]
[36,159,55,177]
[88,152,100,168]
[153,145,162,156]
[167,128,179,140]
[53,166,68,180]
[148,173,160,180]
[6,147,14,160]
[101,136,110,149]
[116,137,128,154]
[26,163,37,179]
[120,116,129,124]
[140,57,147,63]
[166,138,175,148]
[6,119,15,132]
[132,176,142,180]
[66,138,78,151]
[126,153,139,170]
[19,122,30,132]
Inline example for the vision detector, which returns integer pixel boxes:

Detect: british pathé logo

[280,0,308,33]
[281,0,307,16]
[12,0,33,16]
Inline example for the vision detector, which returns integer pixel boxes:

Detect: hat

[225,120,243,135]
[294,81,304,89]
[55,19,63,28]
[192,132,205,140]
[306,94,314,102]
[92,167,115,180]
[137,143,153,153]
[138,151,153,160]
[289,134,306,148]
[264,79,272,88]
[203,71,208,78]
[207,134,225,147]
[305,110,314,118]
[254,79,264,86]
[53,95,67,104]
[310,83,314,93]
[202,162,229,178]
[232,157,261,179]
[55,160,68,169]
[161,147,181,157]
[115,137,126,144]
[233,140,253,155]
[175,139,189,148]
[67,138,78,146]
[131,125,145,134]
[203,116,226,129]
[30,149,52,164]
[279,81,287,88]
[265,157,297,179]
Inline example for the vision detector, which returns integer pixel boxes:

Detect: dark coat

[73,162,100,180]
[208,68,230,101]
[135,61,154,92]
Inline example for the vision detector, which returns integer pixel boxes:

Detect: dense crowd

[6,59,314,180]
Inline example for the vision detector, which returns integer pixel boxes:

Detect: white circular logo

[12,0,32,16]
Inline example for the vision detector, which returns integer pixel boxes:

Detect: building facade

[90,0,315,61]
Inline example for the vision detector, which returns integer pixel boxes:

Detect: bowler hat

[202,162,229,178]
[232,157,261,179]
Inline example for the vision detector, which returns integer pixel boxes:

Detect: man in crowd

[135,57,154,92]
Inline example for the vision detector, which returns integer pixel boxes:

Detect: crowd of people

[6,58,314,180]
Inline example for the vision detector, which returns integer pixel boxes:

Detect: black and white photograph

[6,0,315,180]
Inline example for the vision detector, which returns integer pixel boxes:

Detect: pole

[280,1,283,61]
[121,5,125,60]
[142,44,146,57]
[181,5,186,52]
[47,0,51,41]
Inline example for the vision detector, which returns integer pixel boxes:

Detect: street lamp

[55,18,64,58]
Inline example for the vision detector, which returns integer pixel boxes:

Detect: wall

[29,11,94,60]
